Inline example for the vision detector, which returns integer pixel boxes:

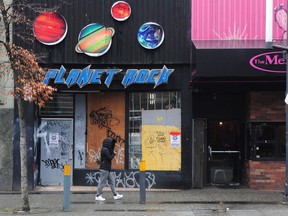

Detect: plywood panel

[141,109,181,171]
[87,92,125,170]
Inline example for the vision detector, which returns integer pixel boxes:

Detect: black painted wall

[12,0,193,189]
[15,0,191,65]
[192,93,247,120]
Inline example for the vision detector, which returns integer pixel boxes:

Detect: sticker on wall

[111,1,131,21]
[49,133,59,148]
[137,22,164,49]
[33,12,68,45]
[75,23,115,57]
[170,132,181,148]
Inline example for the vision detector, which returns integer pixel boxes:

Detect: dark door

[192,118,207,188]
[207,121,243,185]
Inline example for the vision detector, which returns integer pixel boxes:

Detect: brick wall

[249,92,285,122]
[247,92,286,190]
[246,161,286,190]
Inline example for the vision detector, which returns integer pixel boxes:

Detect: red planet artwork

[33,12,68,45]
[111,1,131,21]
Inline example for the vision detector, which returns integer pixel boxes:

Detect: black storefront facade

[12,0,193,190]
[12,1,285,191]
[191,40,286,190]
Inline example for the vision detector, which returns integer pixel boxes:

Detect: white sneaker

[95,195,105,201]
[113,193,123,200]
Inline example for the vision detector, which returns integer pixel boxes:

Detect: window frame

[128,91,181,170]
[251,122,286,161]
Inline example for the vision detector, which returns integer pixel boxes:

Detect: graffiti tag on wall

[89,107,125,165]
[85,171,156,188]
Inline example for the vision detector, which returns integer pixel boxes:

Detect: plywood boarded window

[129,92,181,170]
[87,92,125,170]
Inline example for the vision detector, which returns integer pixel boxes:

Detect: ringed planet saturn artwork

[137,22,164,49]
[111,1,131,21]
[33,12,68,45]
[75,23,115,57]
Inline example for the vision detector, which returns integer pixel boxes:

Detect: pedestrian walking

[95,138,123,201]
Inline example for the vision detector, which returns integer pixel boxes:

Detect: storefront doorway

[39,118,73,185]
[207,121,243,185]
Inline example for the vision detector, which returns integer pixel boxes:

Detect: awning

[192,40,286,79]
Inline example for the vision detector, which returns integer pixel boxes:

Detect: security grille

[128,92,181,169]
[39,93,74,117]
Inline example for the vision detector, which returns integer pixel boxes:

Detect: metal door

[39,118,73,185]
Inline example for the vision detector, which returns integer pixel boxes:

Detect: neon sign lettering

[43,65,174,89]
[249,51,286,73]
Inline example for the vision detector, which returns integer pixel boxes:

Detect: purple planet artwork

[137,22,164,49]
[75,23,115,57]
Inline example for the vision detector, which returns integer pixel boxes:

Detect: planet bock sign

[43,65,174,89]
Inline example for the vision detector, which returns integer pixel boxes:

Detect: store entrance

[207,121,243,185]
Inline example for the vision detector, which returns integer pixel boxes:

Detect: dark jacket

[99,138,116,171]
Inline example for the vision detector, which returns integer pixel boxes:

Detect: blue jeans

[96,169,117,196]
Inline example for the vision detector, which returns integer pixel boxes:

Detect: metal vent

[39,93,74,117]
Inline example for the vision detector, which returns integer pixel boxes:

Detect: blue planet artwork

[137,22,164,49]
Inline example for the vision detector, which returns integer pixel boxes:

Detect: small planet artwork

[75,23,115,57]
[137,22,164,49]
[33,12,67,45]
[111,1,131,21]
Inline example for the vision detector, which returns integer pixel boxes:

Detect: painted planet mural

[33,12,67,45]
[111,1,131,21]
[137,22,164,49]
[75,23,115,57]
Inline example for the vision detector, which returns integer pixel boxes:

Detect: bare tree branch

[0,0,62,212]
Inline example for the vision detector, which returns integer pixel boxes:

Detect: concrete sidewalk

[1,186,288,215]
